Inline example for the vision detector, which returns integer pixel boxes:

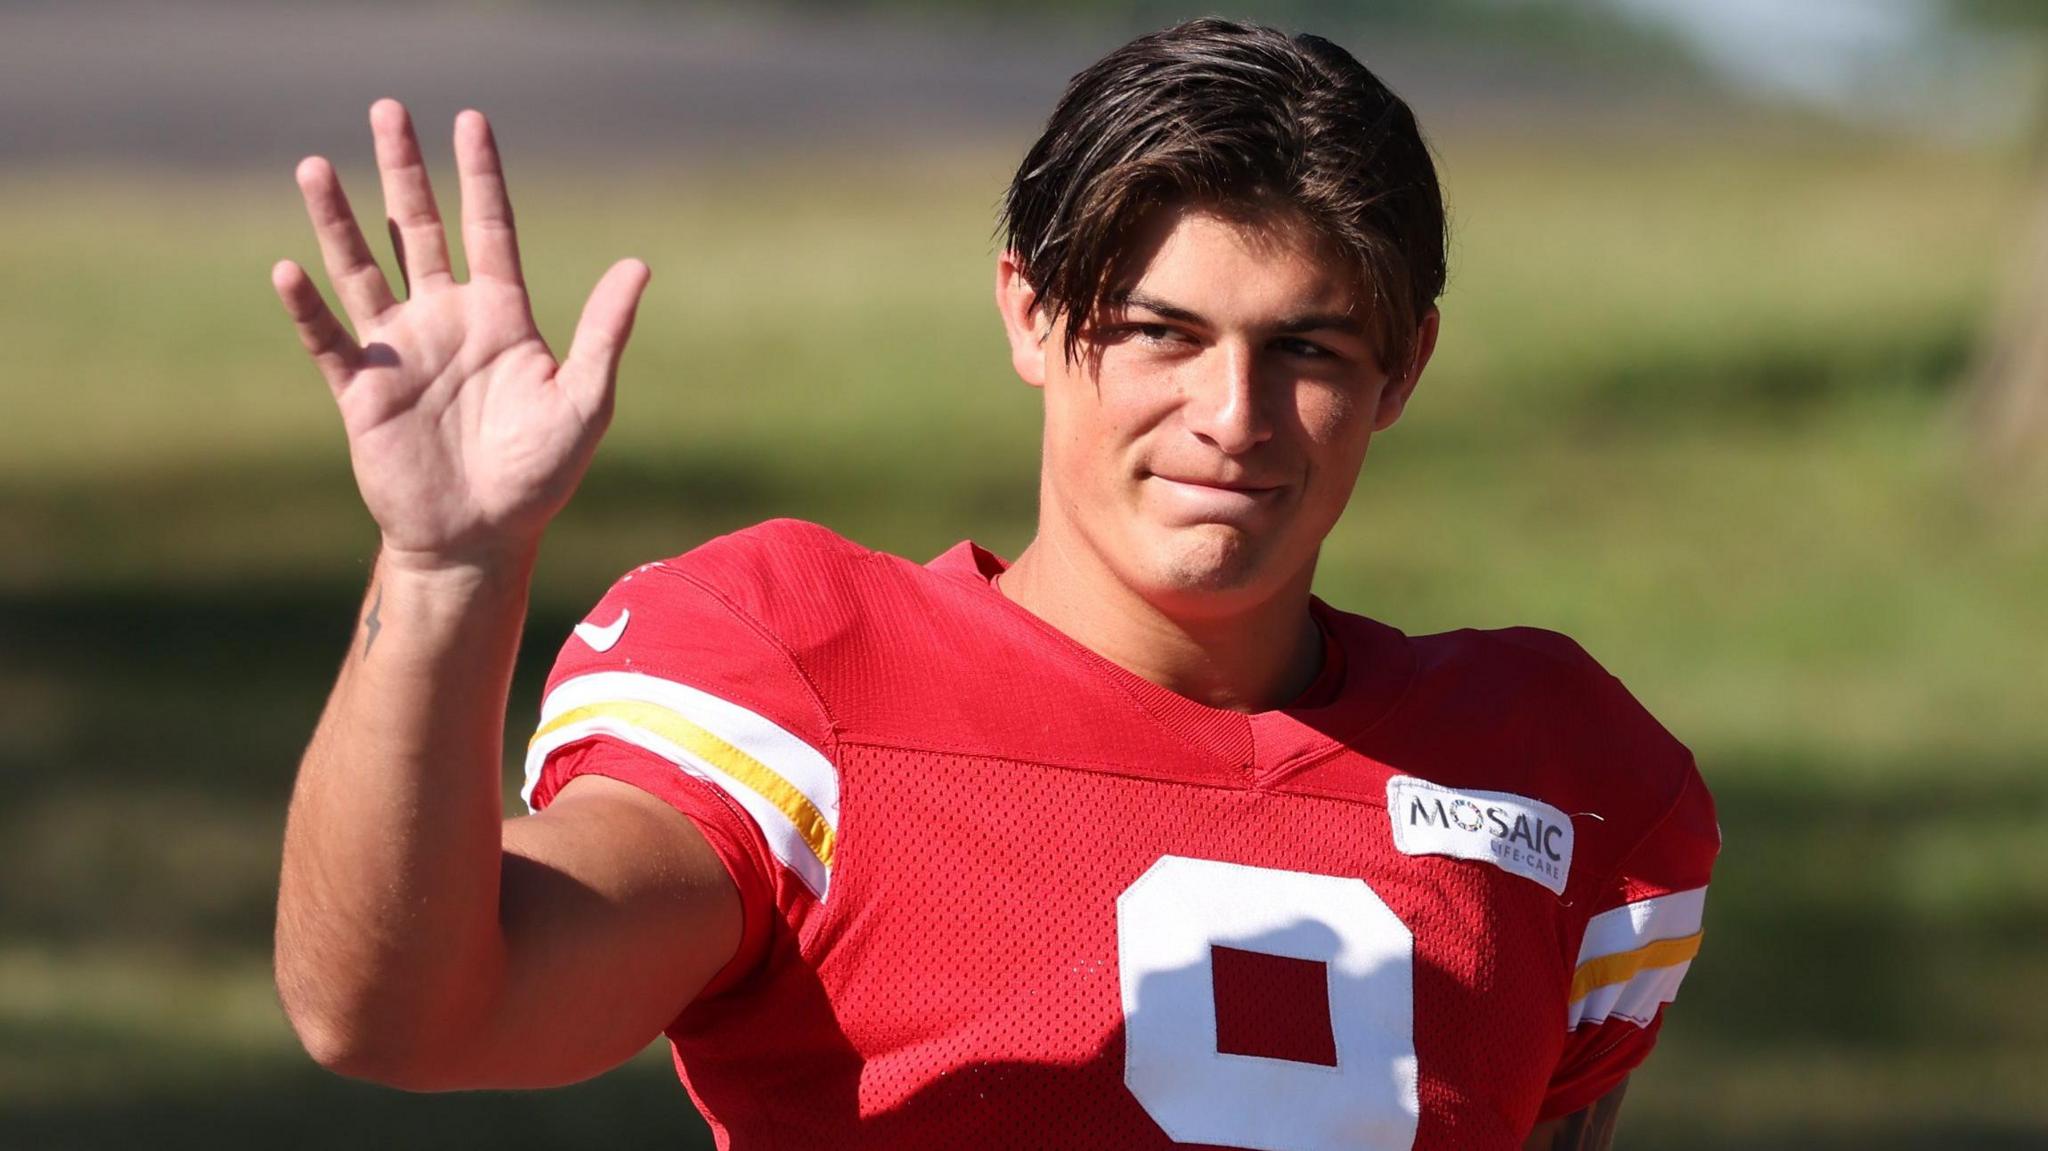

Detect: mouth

[1144,472,1287,519]
[1148,472,1285,496]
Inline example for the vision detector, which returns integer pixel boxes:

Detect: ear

[1372,307,1439,432]
[995,251,1049,389]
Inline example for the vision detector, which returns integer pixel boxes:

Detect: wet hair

[1000,17,1447,374]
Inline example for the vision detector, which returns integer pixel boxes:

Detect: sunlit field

[3,124,2045,1148]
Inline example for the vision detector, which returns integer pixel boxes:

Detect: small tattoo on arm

[363,584,383,657]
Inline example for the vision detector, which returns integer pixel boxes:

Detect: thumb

[561,258,652,420]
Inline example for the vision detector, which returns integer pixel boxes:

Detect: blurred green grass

[2,128,2045,1147]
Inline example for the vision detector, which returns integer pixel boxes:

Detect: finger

[271,259,363,395]
[560,259,652,419]
[454,109,524,286]
[295,156,398,326]
[370,98,453,291]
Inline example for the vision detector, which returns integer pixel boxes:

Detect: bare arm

[272,101,739,1090]
[1523,1079,1629,1150]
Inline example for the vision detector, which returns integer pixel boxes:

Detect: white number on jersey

[1116,855,1418,1150]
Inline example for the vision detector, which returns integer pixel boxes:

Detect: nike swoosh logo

[574,609,630,653]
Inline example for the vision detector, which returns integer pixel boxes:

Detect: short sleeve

[521,546,844,994]
[1540,757,1720,1120]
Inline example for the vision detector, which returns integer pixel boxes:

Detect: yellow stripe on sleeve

[1568,931,1703,1002]
[532,699,837,870]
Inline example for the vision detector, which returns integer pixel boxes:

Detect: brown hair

[1000,18,1447,374]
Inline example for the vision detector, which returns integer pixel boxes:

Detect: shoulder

[648,517,885,619]
[1394,624,1665,754]
[526,521,882,916]
[584,518,919,658]
[537,520,887,739]
[664,516,881,586]
[1390,623,1716,885]
[1404,625,1683,767]
[555,519,990,728]
[1407,623,1611,689]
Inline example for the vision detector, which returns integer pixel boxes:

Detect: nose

[1183,343,1272,455]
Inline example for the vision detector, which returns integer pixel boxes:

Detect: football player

[272,19,1715,1150]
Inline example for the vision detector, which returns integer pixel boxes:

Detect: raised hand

[272,99,649,573]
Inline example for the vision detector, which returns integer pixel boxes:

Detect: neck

[998,530,1323,713]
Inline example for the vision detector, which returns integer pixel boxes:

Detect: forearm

[275,546,535,1078]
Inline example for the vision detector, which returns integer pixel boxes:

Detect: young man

[272,19,1715,1150]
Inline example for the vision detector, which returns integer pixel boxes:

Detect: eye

[1274,337,1334,359]
[1103,322,1196,353]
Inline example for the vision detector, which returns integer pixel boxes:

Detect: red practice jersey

[524,520,1718,1150]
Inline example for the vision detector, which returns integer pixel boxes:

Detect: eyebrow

[1111,288,1367,337]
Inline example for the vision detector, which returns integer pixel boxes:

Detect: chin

[1141,524,1283,604]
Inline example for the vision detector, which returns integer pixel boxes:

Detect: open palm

[273,100,649,570]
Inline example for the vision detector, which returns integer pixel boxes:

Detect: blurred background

[2,0,2045,1147]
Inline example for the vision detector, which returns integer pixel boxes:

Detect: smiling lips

[1148,471,1284,494]
[1146,472,1286,520]
[1160,476,1277,491]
